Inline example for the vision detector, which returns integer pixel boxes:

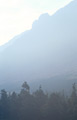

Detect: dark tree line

[0,82,77,120]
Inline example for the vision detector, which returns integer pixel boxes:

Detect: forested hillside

[0,82,77,120]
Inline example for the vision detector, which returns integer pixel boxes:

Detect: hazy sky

[0,0,72,46]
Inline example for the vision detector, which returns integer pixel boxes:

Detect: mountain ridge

[0,0,77,91]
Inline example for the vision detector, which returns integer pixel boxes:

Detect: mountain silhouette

[0,0,77,91]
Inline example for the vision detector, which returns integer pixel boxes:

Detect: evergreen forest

[0,82,77,120]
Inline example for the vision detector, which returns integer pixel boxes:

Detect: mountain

[0,0,77,92]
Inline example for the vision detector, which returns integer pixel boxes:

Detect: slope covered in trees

[0,82,77,120]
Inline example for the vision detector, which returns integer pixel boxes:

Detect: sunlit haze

[0,0,72,46]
